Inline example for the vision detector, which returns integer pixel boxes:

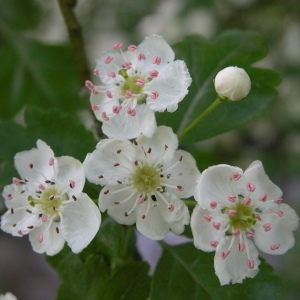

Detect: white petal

[191,205,227,252]
[215,236,260,285]
[84,139,135,186]
[244,161,282,206]
[194,164,245,210]
[162,149,200,198]
[136,200,170,240]
[254,203,299,254]
[1,184,39,236]
[56,156,85,197]
[29,221,65,256]
[96,50,125,84]
[102,103,157,139]
[99,185,137,225]
[146,61,192,112]
[60,193,101,253]
[136,126,178,164]
[138,34,175,72]
[14,140,55,182]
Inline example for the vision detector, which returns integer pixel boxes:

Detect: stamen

[227,194,236,202]
[246,183,256,192]
[255,214,262,221]
[135,79,145,86]
[246,231,255,238]
[243,197,251,206]
[85,80,99,95]
[38,184,45,190]
[125,90,133,98]
[69,180,75,189]
[230,172,241,181]
[210,201,217,209]
[112,105,122,114]
[138,196,145,204]
[38,233,43,243]
[107,72,116,78]
[128,45,137,51]
[49,157,54,166]
[213,222,221,230]
[141,197,151,219]
[113,42,123,49]
[127,107,136,116]
[228,209,237,216]
[263,223,271,232]
[106,91,113,98]
[259,193,267,202]
[91,103,99,111]
[93,68,99,76]
[203,214,212,222]
[149,70,159,78]
[274,198,283,203]
[246,260,255,269]
[104,56,113,64]
[275,210,284,217]
[123,61,132,69]
[168,205,175,212]
[270,244,281,250]
[102,112,110,121]
[138,52,146,61]
[237,243,245,252]
[13,177,21,184]
[150,91,159,100]
[233,229,240,236]
[152,56,161,65]
[210,241,219,248]
[41,214,48,222]
[221,250,230,259]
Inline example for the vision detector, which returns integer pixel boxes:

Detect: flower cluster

[0,34,298,289]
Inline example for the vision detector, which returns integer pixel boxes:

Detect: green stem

[178,96,223,140]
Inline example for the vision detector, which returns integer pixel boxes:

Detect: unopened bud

[214,66,251,101]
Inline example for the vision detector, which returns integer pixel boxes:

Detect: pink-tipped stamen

[91,103,99,111]
[106,91,113,98]
[233,229,241,236]
[259,193,267,202]
[69,180,75,189]
[210,241,219,248]
[123,61,132,69]
[270,244,281,251]
[149,70,159,78]
[113,42,123,49]
[203,214,212,222]
[49,157,54,166]
[135,79,145,86]
[102,112,110,121]
[274,198,283,203]
[246,260,255,269]
[85,80,99,95]
[138,52,146,61]
[127,107,136,116]
[263,223,271,232]
[152,56,161,65]
[125,90,132,98]
[221,250,230,259]
[237,243,245,252]
[246,182,256,192]
[150,91,159,99]
[227,194,236,202]
[228,209,237,216]
[107,72,116,78]
[243,197,251,206]
[213,222,221,230]
[128,45,137,51]
[230,172,241,181]
[210,201,217,209]
[13,177,21,185]
[38,233,43,243]
[112,105,122,114]
[104,56,113,64]
[93,68,99,76]
[246,231,255,238]
[275,210,284,217]
[168,205,175,212]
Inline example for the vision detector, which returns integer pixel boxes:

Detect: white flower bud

[214,66,251,101]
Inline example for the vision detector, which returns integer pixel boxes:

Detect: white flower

[86,34,192,139]
[0,292,17,300]
[191,161,299,285]
[214,66,251,101]
[1,140,101,256]
[83,126,200,240]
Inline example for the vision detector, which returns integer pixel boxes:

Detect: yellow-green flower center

[131,165,161,194]
[28,187,67,217]
[226,202,256,231]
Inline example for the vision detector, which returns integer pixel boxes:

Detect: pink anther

[106,91,113,98]
[41,214,48,222]
[152,56,161,65]
[255,214,262,221]
[237,243,245,252]
[210,201,217,209]
[270,244,281,251]
[12,177,21,185]
[125,90,133,98]
[91,103,99,111]
[128,45,137,51]
[138,196,145,204]
[127,107,136,117]
[135,79,145,86]
[112,105,122,114]
[243,197,251,206]
[203,214,212,222]
[38,184,45,190]
[38,233,43,243]
[246,182,256,192]
[107,72,116,78]
[259,193,267,202]
[210,240,219,248]
[246,260,255,269]
[104,56,113,64]
[113,42,123,49]
[228,209,237,216]
[49,157,55,166]
[138,52,146,61]
[168,205,175,212]
[149,70,159,78]
[233,229,240,236]
[150,91,159,100]
[177,186,184,191]
[274,198,283,203]
[275,210,284,217]
[102,112,110,121]
[213,222,221,230]
[18,230,23,236]
[93,68,99,76]
[230,172,241,181]
[85,80,99,95]
[69,180,75,189]
[123,61,132,69]
[246,231,255,238]
[227,194,236,202]
[221,250,230,259]
[263,223,271,232]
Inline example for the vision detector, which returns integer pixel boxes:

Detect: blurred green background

[0,0,299,299]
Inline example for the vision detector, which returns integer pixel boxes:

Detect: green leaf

[156,30,281,143]
[0,25,85,119]
[150,242,285,299]
[48,251,150,300]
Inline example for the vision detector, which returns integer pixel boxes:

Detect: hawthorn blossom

[191,161,299,285]
[83,126,200,240]
[1,140,101,256]
[86,34,192,139]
